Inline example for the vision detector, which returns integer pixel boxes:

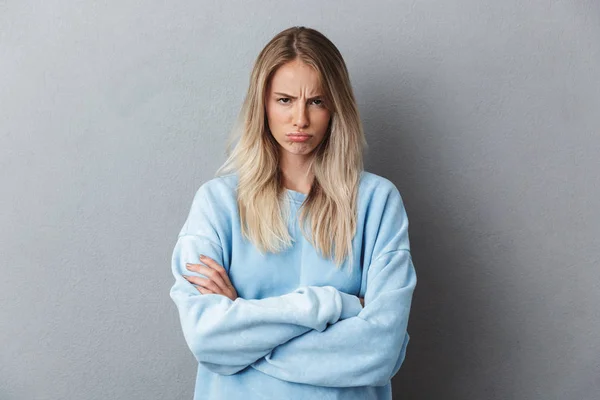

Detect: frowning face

[265,59,331,162]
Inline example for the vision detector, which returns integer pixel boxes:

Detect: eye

[277,98,291,104]
[311,99,324,106]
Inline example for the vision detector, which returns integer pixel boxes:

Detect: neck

[279,153,314,194]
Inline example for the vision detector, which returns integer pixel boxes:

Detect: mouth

[287,132,312,136]
[287,133,312,142]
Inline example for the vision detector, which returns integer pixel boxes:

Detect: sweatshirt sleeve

[169,184,364,375]
[250,183,417,387]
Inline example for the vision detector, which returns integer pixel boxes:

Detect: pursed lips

[287,133,312,142]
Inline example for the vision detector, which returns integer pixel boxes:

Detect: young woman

[170,26,417,400]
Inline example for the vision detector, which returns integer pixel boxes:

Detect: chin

[281,146,314,156]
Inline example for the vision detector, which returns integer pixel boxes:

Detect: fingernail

[200,254,206,259]
[183,275,189,279]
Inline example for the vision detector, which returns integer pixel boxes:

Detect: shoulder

[358,170,409,228]
[182,173,238,235]
[188,173,239,215]
[358,171,411,251]
[359,170,403,202]
[195,173,238,199]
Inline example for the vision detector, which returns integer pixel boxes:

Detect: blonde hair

[215,26,367,269]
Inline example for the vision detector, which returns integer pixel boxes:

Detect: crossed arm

[250,249,415,387]
[170,234,366,375]
[170,182,416,386]
[170,186,364,375]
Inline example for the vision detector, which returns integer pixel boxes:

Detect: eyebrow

[273,92,324,100]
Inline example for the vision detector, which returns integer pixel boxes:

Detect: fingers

[185,255,232,295]
[184,255,238,301]
[183,274,215,295]
[200,255,228,278]
[190,280,215,295]
[184,275,221,294]
[185,264,227,294]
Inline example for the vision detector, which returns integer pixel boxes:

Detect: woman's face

[265,59,331,162]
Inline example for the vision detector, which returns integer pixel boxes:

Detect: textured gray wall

[1,1,598,399]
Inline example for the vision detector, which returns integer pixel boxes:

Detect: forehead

[269,60,322,92]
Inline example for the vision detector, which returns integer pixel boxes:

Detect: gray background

[1,1,598,399]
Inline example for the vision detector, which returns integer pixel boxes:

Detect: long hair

[215,26,367,269]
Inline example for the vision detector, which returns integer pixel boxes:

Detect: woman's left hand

[183,255,238,301]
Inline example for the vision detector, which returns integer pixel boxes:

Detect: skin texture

[185,59,364,307]
[265,58,331,194]
[183,255,238,300]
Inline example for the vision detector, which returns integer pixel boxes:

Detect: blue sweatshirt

[169,170,417,400]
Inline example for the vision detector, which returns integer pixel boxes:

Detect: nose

[293,102,309,129]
